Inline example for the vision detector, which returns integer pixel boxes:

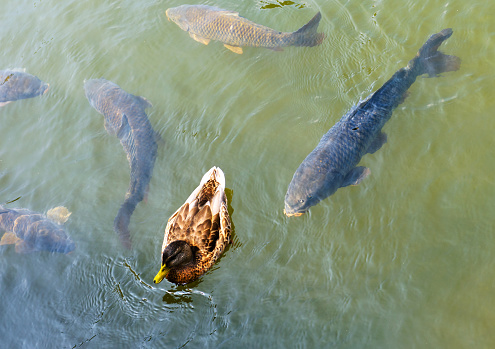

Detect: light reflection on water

[0,0,494,347]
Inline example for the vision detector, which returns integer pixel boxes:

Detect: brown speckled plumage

[159,167,231,284]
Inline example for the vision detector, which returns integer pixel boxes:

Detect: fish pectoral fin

[341,167,371,187]
[0,232,21,246]
[224,44,243,54]
[15,240,37,254]
[189,33,210,45]
[0,101,12,107]
[116,114,131,140]
[367,132,388,154]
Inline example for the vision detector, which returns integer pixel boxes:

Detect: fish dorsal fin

[221,11,239,16]
[209,7,239,16]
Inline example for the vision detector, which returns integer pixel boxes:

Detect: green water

[1,0,494,347]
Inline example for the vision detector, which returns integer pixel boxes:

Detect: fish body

[284,29,461,216]
[84,79,158,248]
[0,69,49,106]
[165,5,324,54]
[0,205,75,254]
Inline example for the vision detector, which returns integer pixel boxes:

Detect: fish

[0,205,75,254]
[0,69,49,107]
[165,5,325,54]
[84,79,159,248]
[284,29,461,216]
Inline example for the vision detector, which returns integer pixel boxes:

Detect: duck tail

[291,12,325,47]
[197,167,226,214]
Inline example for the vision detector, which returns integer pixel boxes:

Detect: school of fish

[0,5,463,286]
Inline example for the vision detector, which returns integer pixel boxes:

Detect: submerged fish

[84,79,159,248]
[165,5,324,54]
[0,205,75,254]
[284,29,461,216]
[0,69,49,107]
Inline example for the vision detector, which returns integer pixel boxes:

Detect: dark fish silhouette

[0,69,49,106]
[284,29,461,216]
[166,5,324,54]
[0,205,74,254]
[84,79,159,248]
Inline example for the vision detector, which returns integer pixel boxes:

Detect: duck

[153,166,231,285]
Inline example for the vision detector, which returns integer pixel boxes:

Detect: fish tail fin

[291,12,325,47]
[113,200,136,249]
[410,28,461,77]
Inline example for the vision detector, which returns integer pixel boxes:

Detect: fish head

[83,78,114,110]
[284,166,342,217]
[24,221,76,254]
[83,78,106,101]
[165,5,205,32]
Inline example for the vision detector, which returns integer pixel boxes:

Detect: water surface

[1,0,494,347]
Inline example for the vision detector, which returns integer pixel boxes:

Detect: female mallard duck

[153,166,231,285]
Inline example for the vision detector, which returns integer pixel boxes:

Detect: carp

[0,69,49,107]
[284,29,461,216]
[165,5,324,54]
[0,205,74,254]
[84,79,159,248]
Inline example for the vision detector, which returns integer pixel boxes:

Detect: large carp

[165,5,325,54]
[0,205,74,254]
[84,79,159,248]
[284,29,461,216]
[0,69,49,107]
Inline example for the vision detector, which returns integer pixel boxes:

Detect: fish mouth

[165,9,170,21]
[283,208,305,217]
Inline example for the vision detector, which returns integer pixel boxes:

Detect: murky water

[1,0,494,347]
